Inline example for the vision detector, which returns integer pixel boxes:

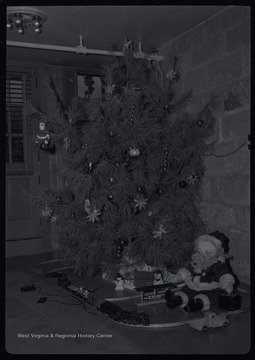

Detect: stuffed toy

[153,270,164,286]
[115,273,125,291]
[165,231,237,312]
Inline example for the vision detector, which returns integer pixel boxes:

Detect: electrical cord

[205,142,248,158]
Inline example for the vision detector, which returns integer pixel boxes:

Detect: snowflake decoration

[86,209,101,223]
[186,169,199,185]
[105,84,115,96]
[50,216,57,223]
[165,69,177,81]
[64,136,70,151]
[153,224,168,239]
[134,195,148,211]
[41,205,53,218]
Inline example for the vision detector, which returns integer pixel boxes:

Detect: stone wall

[160,6,250,284]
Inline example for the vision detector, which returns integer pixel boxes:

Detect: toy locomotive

[57,274,150,326]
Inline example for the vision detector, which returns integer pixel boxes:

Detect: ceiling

[7,5,229,73]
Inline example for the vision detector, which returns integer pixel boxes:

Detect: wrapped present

[218,292,242,311]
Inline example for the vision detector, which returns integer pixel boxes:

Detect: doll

[165,231,236,312]
[153,270,164,286]
[115,273,125,291]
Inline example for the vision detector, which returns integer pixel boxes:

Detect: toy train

[57,274,150,326]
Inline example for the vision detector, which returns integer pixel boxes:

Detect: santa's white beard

[191,252,218,272]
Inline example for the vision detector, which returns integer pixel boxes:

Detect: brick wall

[160,6,250,284]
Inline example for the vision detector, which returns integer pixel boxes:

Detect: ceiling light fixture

[7,7,47,35]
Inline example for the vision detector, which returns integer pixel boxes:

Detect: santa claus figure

[165,231,236,312]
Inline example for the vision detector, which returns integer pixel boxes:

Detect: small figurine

[115,273,125,291]
[153,270,164,286]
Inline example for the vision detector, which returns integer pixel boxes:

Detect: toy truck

[189,311,231,332]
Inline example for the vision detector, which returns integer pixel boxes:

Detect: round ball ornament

[197,119,205,128]
[179,181,188,189]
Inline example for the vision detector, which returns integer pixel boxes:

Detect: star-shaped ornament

[64,136,70,151]
[86,209,101,223]
[105,84,115,96]
[134,195,148,211]
[153,224,168,239]
[186,169,199,185]
[165,69,177,81]
[41,205,53,218]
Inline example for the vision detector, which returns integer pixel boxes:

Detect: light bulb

[17,26,24,35]
[15,14,22,25]
[7,20,13,29]
[33,16,41,27]
[35,26,42,34]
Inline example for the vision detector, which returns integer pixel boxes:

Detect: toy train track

[57,274,151,327]
[56,274,249,329]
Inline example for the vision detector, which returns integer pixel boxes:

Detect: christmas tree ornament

[130,104,136,126]
[197,119,205,128]
[134,194,148,211]
[179,180,188,188]
[64,136,70,151]
[163,147,169,171]
[165,69,177,81]
[89,162,93,171]
[41,205,53,219]
[186,169,199,185]
[153,224,168,239]
[109,176,114,183]
[57,196,62,202]
[105,84,115,96]
[108,195,113,200]
[50,216,57,223]
[148,211,153,217]
[86,208,101,223]
[35,121,50,145]
[84,198,101,223]
[129,147,140,156]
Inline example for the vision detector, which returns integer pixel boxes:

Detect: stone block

[220,6,250,31]
[190,87,224,114]
[226,21,251,52]
[200,176,211,201]
[231,6,250,26]
[223,76,250,111]
[220,7,234,31]
[191,32,225,67]
[204,142,250,176]
[222,108,250,141]
[243,46,251,75]
[235,206,250,231]
[177,24,206,54]
[205,13,221,37]
[200,201,236,232]
[210,174,250,204]
[208,51,243,87]
[244,206,250,229]
[183,65,208,93]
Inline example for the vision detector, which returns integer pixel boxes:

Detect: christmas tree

[34,50,216,277]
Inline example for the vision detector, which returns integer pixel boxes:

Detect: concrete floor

[5,253,251,355]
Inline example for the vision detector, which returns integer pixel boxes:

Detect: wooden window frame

[6,67,35,175]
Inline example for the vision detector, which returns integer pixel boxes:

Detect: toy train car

[100,300,150,326]
[57,275,150,326]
